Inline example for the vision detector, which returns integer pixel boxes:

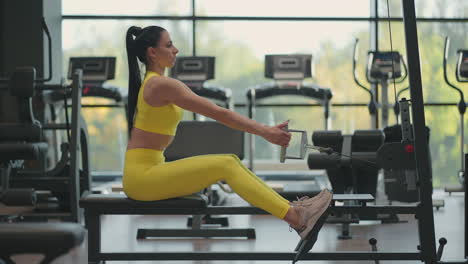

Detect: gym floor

[10,188,465,264]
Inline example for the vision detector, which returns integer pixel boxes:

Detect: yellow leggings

[122,148,291,219]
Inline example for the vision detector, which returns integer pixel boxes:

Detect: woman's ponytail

[125,25,167,136]
[125,26,143,135]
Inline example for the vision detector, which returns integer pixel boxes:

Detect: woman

[122,25,332,240]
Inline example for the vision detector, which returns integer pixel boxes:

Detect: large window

[62,20,193,88]
[62,0,192,16]
[196,21,369,103]
[378,0,468,18]
[62,19,192,173]
[61,0,468,187]
[195,0,370,17]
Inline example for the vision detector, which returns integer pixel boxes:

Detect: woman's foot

[291,190,333,240]
[289,189,329,207]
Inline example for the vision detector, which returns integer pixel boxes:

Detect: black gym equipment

[247,54,332,200]
[443,37,467,193]
[0,19,89,222]
[0,68,89,222]
[0,222,85,264]
[464,154,467,260]
[0,18,89,264]
[284,106,412,239]
[353,38,437,206]
[285,43,416,238]
[81,191,383,263]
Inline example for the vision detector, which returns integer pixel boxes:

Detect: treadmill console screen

[367,52,402,80]
[170,56,215,82]
[265,54,312,80]
[457,50,468,79]
[68,57,116,82]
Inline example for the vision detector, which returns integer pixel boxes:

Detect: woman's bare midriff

[127,127,174,151]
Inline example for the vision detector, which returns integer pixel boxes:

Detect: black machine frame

[78,1,461,263]
[0,20,90,223]
[81,193,423,263]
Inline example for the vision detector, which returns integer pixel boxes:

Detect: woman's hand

[262,120,292,147]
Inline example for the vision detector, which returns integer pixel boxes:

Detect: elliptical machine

[443,36,467,193]
[353,39,431,203]
[353,38,408,129]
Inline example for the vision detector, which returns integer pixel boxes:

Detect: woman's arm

[151,77,291,147]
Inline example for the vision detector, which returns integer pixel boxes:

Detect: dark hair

[125,25,166,134]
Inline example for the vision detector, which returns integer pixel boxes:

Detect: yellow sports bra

[133,71,184,136]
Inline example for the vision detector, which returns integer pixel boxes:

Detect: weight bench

[0,222,85,264]
[80,192,377,263]
[139,121,252,238]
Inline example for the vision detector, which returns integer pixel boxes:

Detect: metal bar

[371,0,379,129]
[61,15,468,22]
[423,103,460,106]
[323,98,329,130]
[232,102,457,108]
[87,205,419,215]
[248,89,256,171]
[381,81,389,128]
[370,0,379,52]
[85,212,101,262]
[465,153,467,259]
[9,177,80,192]
[401,1,437,263]
[69,69,83,223]
[192,0,196,56]
[80,104,124,108]
[136,228,256,239]
[96,251,422,261]
[42,123,69,130]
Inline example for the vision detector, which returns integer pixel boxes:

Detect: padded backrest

[383,124,430,143]
[312,130,343,152]
[0,67,37,124]
[0,223,85,259]
[10,67,36,98]
[165,121,244,161]
[352,130,384,152]
[0,123,43,141]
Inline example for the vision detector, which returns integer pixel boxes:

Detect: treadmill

[170,56,233,114]
[169,56,235,205]
[246,54,333,200]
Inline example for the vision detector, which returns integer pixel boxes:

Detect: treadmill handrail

[192,85,232,102]
[353,38,373,100]
[246,83,332,102]
[443,37,465,104]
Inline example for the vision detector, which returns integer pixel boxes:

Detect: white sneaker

[289,189,330,207]
[293,190,332,240]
